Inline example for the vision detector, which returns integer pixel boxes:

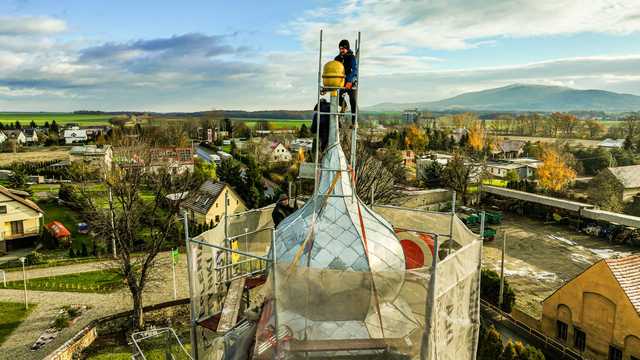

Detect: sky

[1,0,640,112]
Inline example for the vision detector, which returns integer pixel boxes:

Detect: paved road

[0,252,189,360]
[2,259,119,282]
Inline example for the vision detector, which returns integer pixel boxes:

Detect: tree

[77,143,200,329]
[477,324,504,360]
[418,161,444,188]
[298,123,311,138]
[403,124,428,151]
[341,133,403,204]
[505,169,519,182]
[50,120,59,133]
[8,169,29,192]
[442,152,472,205]
[537,148,576,192]
[585,119,605,139]
[233,121,252,138]
[588,170,624,212]
[468,120,486,152]
[481,269,516,313]
[623,113,639,140]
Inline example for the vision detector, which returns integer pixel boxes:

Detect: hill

[366,84,640,112]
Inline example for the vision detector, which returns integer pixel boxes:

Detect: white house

[290,138,313,152]
[268,143,292,162]
[63,127,88,144]
[23,129,38,144]
[598,138,625,149]
[0,131,6,144]
[3,130,26,144]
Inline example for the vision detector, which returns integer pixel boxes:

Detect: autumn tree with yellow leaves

[468,120,486,152]
[537,148,576,192]
[403,124,428,151]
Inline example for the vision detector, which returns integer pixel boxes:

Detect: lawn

[0,302,36,345]
[38,200,92,253]
[0,112,113,126]
[4,269,123,293]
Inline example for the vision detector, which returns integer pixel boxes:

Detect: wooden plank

[216,277,246,333]
[288,338,409,352]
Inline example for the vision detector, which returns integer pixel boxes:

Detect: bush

[25,251,45,266]
[66,307,80,318]
[481,268,516,313]
[53,314,69,330]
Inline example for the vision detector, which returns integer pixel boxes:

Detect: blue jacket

[335,50,358,84]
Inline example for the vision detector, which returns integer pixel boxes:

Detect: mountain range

[366,84,640,112]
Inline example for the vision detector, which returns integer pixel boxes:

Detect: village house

[3,129,26,144]
[181,181,247,226]
[541,255,640,360]
[290,138,313,152]
[23,128,38,144]
[492,139,526,159]
[0,185,44,252]
[401,150,415,167]
[590,165,640,203]
[69,145,113,171]
[149,147,194,174]
[0,130,6,144]
[63,126,88,144]
[266,142,292,162]
[598,138,625,149]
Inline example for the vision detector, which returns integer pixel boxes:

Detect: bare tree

[442,152,472,205]
[341,131,403,204]
[76,142,200,329]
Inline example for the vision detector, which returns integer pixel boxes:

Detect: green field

[0,302,36,345]
[5,269,123,293]
[0,113,113,126]
[230,118,311,129]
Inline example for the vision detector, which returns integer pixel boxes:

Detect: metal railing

[480,299,583,359]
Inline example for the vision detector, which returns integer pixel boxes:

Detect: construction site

[129,32,483,360]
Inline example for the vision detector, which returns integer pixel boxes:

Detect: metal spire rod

[350,31,361,201]
[313,30,323,196]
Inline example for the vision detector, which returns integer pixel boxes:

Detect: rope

[286,171,342,274]
[350,166,386,339]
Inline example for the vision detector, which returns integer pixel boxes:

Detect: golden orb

[322,60,345,95]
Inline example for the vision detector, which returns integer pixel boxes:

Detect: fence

[480,299,583,360]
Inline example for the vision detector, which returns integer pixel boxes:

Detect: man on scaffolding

[334,39,358,124]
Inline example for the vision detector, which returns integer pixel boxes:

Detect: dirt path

[482,213,637,319]
[0,253,189,360]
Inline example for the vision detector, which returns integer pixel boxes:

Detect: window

[609,346,622,360]
[10,220,24,235]
[215,215,220,223]
[0,205,6,214]
[574,328,586,352]
[556,320,568,341]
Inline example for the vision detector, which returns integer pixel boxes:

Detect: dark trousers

[339,88,357,124]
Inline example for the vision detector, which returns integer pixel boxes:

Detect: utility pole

[19,257,27,309]
[499,231,507,310]
[171,249,178,300]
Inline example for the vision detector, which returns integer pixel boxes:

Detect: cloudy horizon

[1,0,640,112]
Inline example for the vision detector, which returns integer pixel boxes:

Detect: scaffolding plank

[217,277,246,333]
[288,338,409,352]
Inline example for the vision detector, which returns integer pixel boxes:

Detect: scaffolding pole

[183,211,198,360]
[313,30,323,196]
[422,233,440,360]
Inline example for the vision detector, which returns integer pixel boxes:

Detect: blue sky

[1,0,640,111]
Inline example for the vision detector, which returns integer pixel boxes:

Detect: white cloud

[291,0,640,52]
[0,16,66,35]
